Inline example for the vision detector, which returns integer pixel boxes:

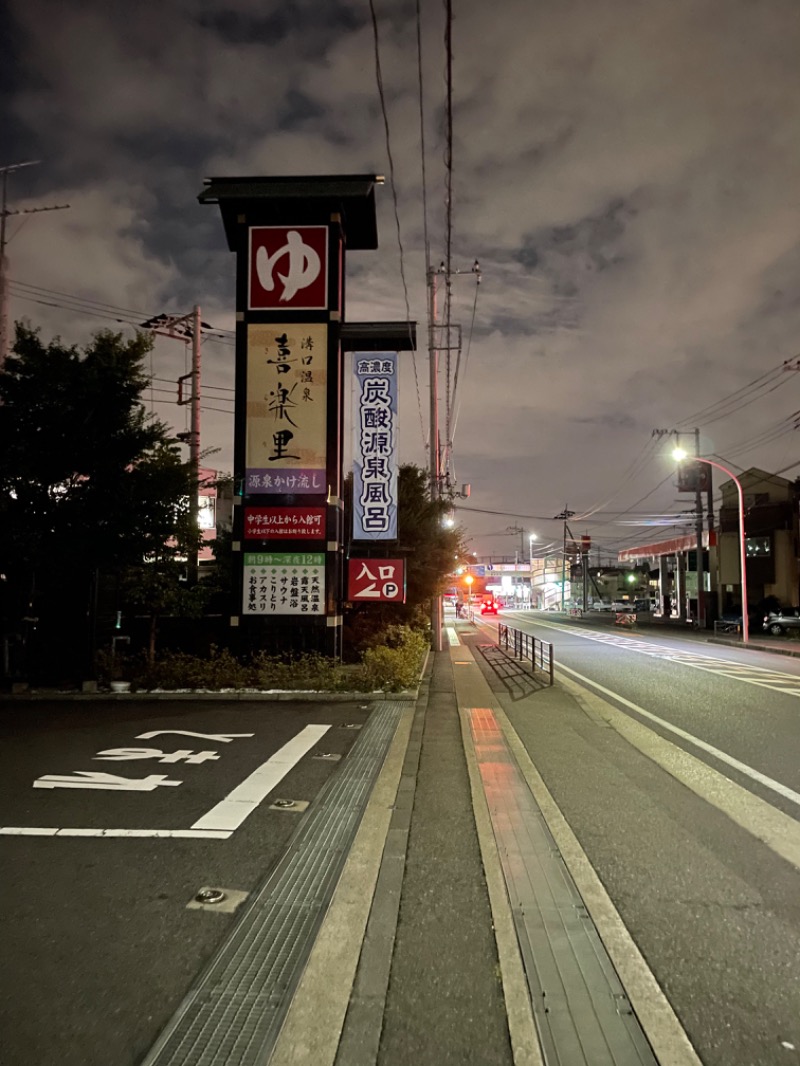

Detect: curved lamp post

[672,448,748,643]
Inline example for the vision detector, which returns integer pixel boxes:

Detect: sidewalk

[153,620,686,1066]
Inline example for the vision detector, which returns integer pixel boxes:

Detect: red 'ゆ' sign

[348,559,406,602]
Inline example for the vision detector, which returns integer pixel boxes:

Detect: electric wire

[695,373,792,429]
[673,360,790,428]
[367,0,426,454]
[574,434,661,520]
[9,280,236,342]
[443,0,454,481]
[450,274,479,443]
[414,0,433,459]
[415,0,431,273]
[721,413,800,460]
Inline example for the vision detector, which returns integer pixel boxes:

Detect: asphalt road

[0,697,372,1066]
[467,610,800,1066]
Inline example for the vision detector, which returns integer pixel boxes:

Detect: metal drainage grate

[140,701,408,1066]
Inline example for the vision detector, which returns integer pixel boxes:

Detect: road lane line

[191,724,331,831]
[557,671,800,873]
[557,662,800,810]
[0,827,232,838]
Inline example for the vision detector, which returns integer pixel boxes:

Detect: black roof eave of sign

[341,322,417,352]
[198,174,382,250]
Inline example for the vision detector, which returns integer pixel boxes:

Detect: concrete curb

[0,688,420,703]
[705,637,800,658]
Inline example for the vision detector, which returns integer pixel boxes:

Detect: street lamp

[672,448,748,642]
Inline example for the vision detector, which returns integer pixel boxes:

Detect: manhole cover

[273,798,296,809]
[194,888,226,905]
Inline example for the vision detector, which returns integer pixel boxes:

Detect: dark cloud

[4,0,800,551]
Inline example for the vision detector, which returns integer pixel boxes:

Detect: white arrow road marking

[136,730,254,742]
[33,772,182,791]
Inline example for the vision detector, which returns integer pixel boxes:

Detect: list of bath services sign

[243,553,325,615]
[244,506,326,541]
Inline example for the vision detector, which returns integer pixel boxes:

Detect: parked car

[591,601,612,611]
[611,601,635,612]
[762,608,800,636]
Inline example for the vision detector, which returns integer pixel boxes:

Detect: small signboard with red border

[245,506,326,541]
[348,558,406,602]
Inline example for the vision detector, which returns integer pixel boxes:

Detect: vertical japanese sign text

[352,352,398,539]
[243,553,325,615]
[246,324,328,495]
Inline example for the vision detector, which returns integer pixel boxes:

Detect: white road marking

[446,627,460,646]
[558,662,800,809]
[136,730,255,742]
[94,747,220,764]
[531,619,800,698]
[33,772,182,791]
[191,724,331,831]
[0,827,232,838]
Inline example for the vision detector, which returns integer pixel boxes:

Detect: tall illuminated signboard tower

[199,175,382,656]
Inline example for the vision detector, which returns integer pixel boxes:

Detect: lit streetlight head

[672,446,688,462]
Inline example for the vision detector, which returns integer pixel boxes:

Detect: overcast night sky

[3,0,800,559]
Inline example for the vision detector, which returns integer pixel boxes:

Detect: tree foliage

[0,324,196,679]
[343,464,469,651]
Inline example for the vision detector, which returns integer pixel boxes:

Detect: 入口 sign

[348,559,406,602]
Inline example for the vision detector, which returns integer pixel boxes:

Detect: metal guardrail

[497,623,554,685]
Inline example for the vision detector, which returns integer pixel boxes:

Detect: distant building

[618,466,800,624]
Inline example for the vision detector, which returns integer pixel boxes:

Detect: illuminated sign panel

[348,558,406,602]
[352,353,398,540]
[245,323,327,495]
[244,506,326,541]
[243,552,325,615]
[248,226,328,310]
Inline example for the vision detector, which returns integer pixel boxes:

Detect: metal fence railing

[497,623,554,685]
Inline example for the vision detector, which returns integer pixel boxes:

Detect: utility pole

[0,160,70,365]
[693,427,706,628]
[654,427,707,627]
[141,308,203,585]
[554,508,576,610]
[428,265,443,651]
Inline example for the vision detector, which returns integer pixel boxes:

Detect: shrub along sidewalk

[97,626,430,696]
